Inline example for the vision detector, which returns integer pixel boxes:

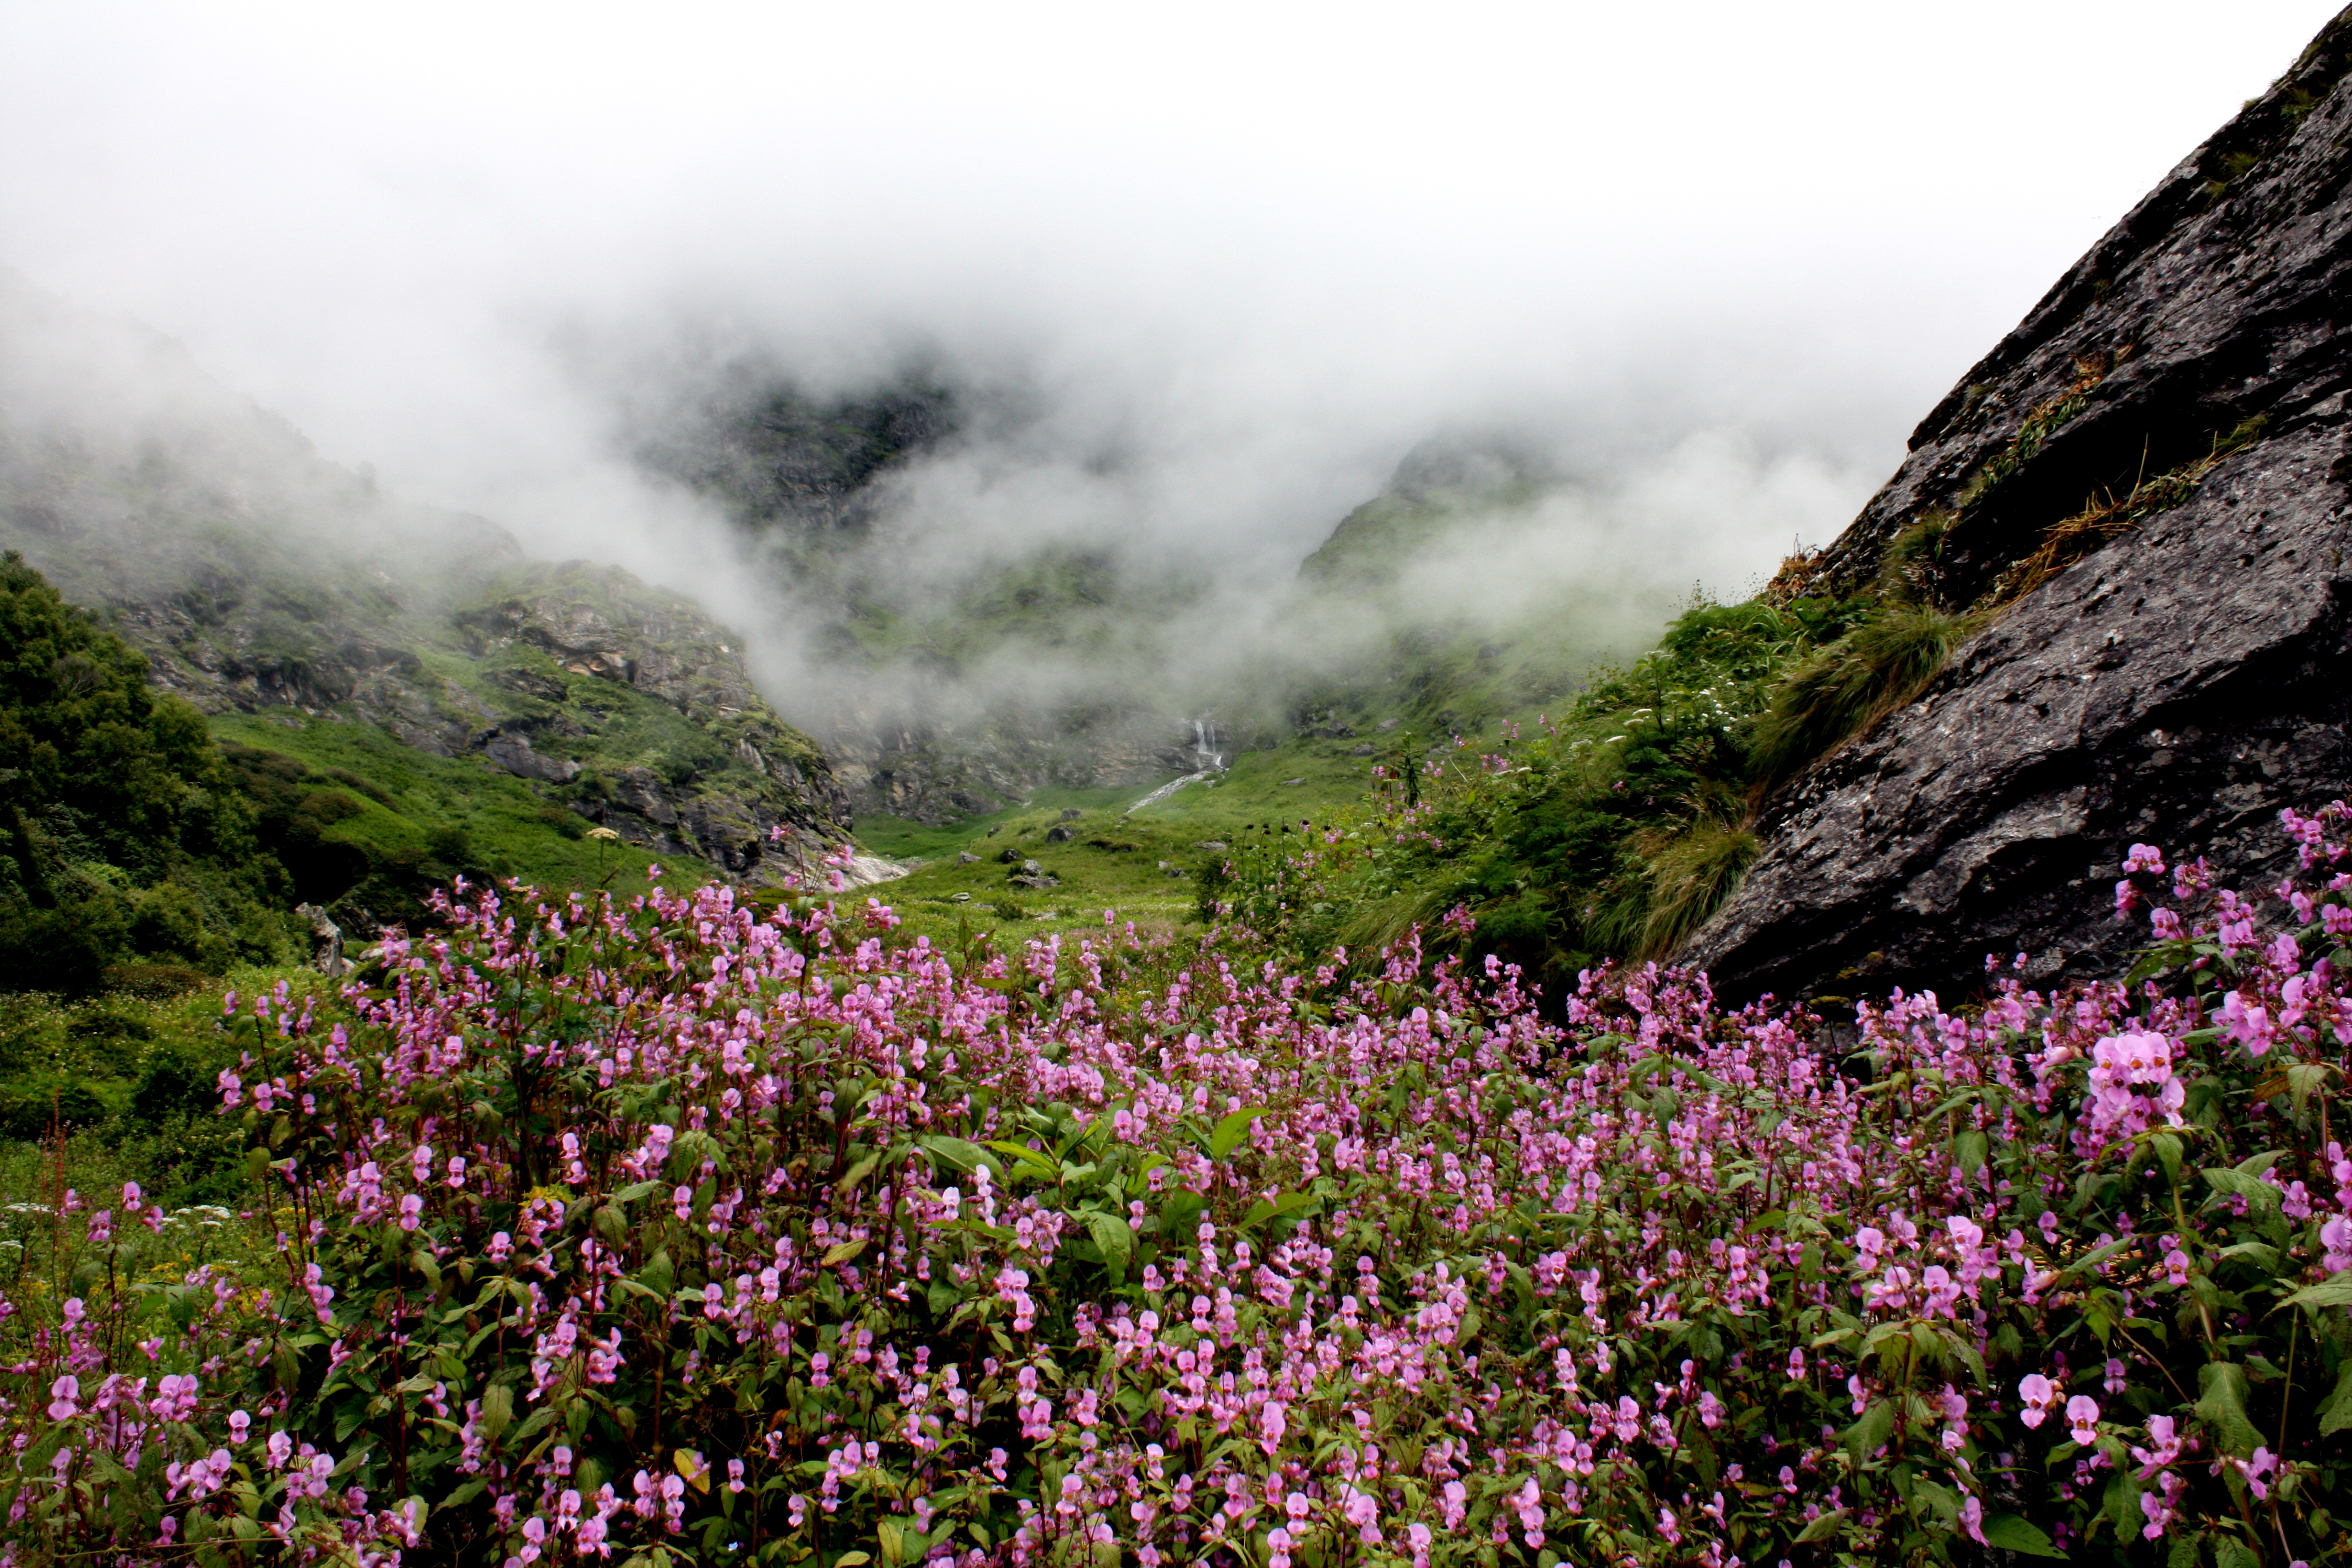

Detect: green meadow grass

[207,712,693,902]
[861,733,1397,944]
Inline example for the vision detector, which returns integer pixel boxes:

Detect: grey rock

[1687,20,2352,1004]
[481,728,581,785]
[1010,872,1059,890]
[1044,824,1076,842]
[1282,777,1306,786]
[1059,808,1083,820]
[1352,743,1376,756]
[294,902,346,978]
[956,851,981,864]
[1193,840,1228,851]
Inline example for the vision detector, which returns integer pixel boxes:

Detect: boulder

[1687,14,2352,1004]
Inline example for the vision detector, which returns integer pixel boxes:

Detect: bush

[0,897,124,998]
[7,811,2352,1565]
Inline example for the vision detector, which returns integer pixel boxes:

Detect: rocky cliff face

[1687,9,2352,1003]
[0,269,857,885]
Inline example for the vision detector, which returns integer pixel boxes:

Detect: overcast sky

[2,0,2341,617]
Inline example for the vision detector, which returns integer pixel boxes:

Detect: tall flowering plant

[2,812,2351,1566]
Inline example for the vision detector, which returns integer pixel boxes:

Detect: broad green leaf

[981,1141,1060,1182]
[920,1136,991,1174]
[2201,1166,2278,1215]
[2319,1360,2352,1434]
[1977,1512,2063,1556]
[2284,1271,2352,1310]
[2214,1239,2282,1271]
[820,1239,867,1269]
[1208,1107,1269,1160]
[1908,1478,1959,1523]
[614,1180,663,1204]
[835,1150,883,1195]
[1792,1508,1848,1543]
[1843,1398,1896,1466]
[1240,1191,1320,1229]
[2196,1361,2260,1456]
[1085,1212,1134,1279]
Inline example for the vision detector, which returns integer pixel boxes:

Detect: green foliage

[1205,594,1869,982]
[0,971,301,1208]
[210,716,680,933]
[0,552,292,993]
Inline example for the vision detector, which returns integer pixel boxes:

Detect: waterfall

[1190,718,1225,771]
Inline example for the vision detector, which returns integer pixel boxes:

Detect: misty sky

[2,0,2342,638]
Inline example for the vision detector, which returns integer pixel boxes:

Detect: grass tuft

[1746,604,1979,797]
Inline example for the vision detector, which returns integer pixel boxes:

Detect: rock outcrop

[1687,9,2352,1003]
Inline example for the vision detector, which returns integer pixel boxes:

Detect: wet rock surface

[1689,19,2352,1003]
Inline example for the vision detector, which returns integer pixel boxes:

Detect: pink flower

[2066,1395,2101,1445]
[47,1375,79,1420]
[2018,1373,2059,1429]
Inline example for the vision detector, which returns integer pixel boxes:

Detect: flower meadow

[6,813,2352,1568]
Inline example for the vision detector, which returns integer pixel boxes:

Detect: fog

[2,0,2340,743]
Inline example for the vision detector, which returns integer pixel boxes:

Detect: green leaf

[614,1180,663,1204]
[1239,1191,1320,1229]
[835,1150,883,1196]
[835,1554,874,1567]
[2196,1361,2261,1455]
[1085,1212,1133,1280]
[1843,1398,1896,1466]
[2318,1360,2352,1434]
[1792,1508,1848,1544]
[920,1136,992,1174]
[2213,1538,2260,1568]
[1208,1106,1269,1160]
[2283,1061,2336,1117]
[1908,1478,1959,1523]
[980,1141,1060,1183]
[2202,1166,2283,1217]
[2214,1239,2282,1271]
[820,1239,867,1269]
[2148,1130,2184,1187]
[2284,1271,2352,1310]
[1977,1512,2063,1556]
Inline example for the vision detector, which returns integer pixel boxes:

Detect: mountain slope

[0,269,859,934]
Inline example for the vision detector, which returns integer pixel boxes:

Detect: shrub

[4,817,2352,1565]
